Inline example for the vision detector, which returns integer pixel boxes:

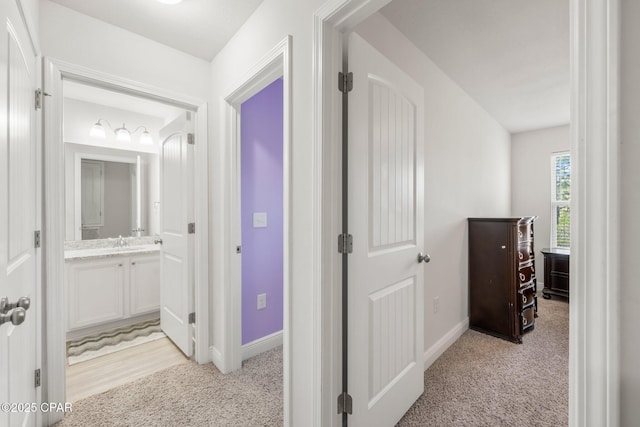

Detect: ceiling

[50,0,568,133]
[380,0,570,133]
[63,80,184,122]
[49,0,264,61]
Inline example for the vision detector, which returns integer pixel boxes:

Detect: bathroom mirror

[79,158,137,240]
[67,147,158,241]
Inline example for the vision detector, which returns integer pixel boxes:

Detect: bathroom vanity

[64,242,160,339]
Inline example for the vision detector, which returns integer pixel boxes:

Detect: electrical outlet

[433,296,440,314]
[257,293,267,310]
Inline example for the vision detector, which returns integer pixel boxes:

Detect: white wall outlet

[433,296,440,314]
[253,212,267,228]
[257,293,267,310]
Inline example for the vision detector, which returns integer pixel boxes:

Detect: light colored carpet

[397,297,569,426]
[56,346,283,427]
[56,298,567,427]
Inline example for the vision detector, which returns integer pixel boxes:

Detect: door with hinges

[159,112,195,357]
[347,33,425,426]
[0,0,40,425]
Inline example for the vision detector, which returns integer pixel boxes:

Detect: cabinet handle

[131,262,136,266]
[522,295,527,303]
[118,264,123,267]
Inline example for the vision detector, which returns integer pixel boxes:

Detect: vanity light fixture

[90,119,154,145]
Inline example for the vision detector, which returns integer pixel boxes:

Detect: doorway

[60,79,193,401]
[219,36,292,420]
[43,58,209,423]
[239,78,285,359]
[314,0,619,426]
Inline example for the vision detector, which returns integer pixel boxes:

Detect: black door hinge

[34,369,41,388]
[338,233,353,254]
[337,392,352,414]
[339,72,353,94]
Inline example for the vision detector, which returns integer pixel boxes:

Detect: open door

[347,33,426,426]
[159,112,194,357]
[0,1,39,425]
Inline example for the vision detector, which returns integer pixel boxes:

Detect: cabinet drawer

[517,223,533,243]
[519,287,535,308]
[517,244,534,264]
[549,256,569,274]
[521,306,535,330]
[518,263,536,287]
[550,273,569,291]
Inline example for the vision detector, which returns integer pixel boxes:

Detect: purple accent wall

[241,79,284,345]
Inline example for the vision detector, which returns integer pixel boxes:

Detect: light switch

[257,293,267,310]
[253,212,267,228]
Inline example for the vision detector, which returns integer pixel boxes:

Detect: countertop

[64,244,160,261]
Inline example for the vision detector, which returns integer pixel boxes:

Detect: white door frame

[218,35,292,422]
[313,0,620,426]
[42,58,210,424]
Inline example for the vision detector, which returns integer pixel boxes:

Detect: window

[551,152,571,248]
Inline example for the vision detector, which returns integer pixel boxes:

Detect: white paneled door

[348,33,425,426]
[0,1,39,426]
[159,112,194,357]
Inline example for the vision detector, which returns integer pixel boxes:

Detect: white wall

[64,99,163,154]
[620,0,640,423]
[207,0,327,423]
[39,0,210,102]
[354,13,511,357]
[511,125,570,284]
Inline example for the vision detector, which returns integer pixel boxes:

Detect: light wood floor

[66,337,188,402]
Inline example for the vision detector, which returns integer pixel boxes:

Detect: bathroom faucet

[114,235,129,248]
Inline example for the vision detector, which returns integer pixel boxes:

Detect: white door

[348,33,425,426]
[0,1,39,426]
[159,112,194,357]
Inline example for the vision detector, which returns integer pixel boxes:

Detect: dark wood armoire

[468,217,538,343]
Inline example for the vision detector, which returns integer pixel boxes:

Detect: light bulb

[90,121,106,138]
[115,126,131,142]
[140,130,153,145]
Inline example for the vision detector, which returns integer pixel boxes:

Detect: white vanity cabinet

[129,254,161,315]
[66,251,160,333]
[66,257,126,330]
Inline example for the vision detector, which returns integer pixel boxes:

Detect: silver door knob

[0,296,30,314]
[417,252,431,263]
[154,238,163,245]
[0,308,26,327]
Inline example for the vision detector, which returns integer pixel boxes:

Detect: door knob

[0,296,30,314]
[417,252,431,264]
[154,238,163,245]
[0,308,26,327]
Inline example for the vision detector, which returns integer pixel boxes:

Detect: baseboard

[242,330,283,361]
[423,318,469,371]
[210,346,225,373]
